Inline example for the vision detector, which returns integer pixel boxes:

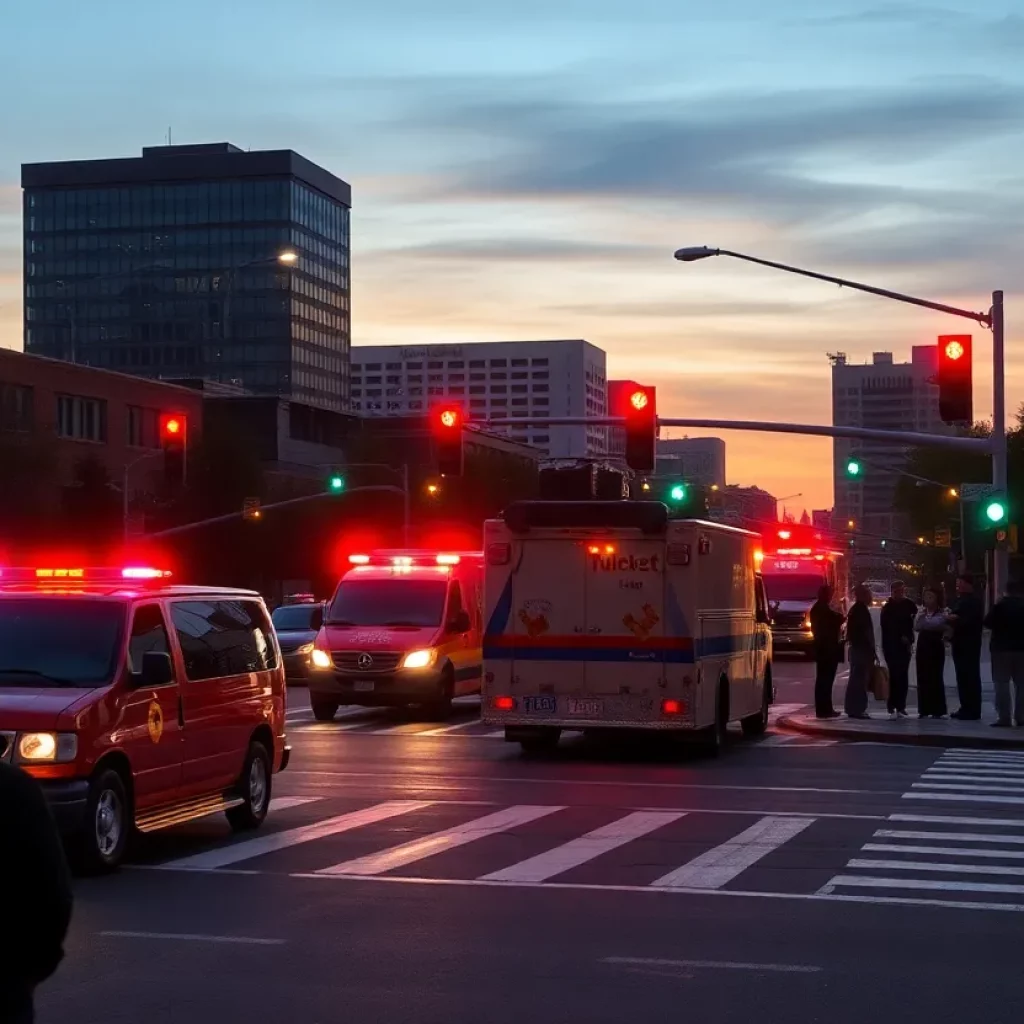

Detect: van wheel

[227,741,272,831]
[75,768,130,874]
[311,699,338,722]
[701,682,729,757]
[742,670,771,736]
[519,728,561,755]
[425,669,455,720]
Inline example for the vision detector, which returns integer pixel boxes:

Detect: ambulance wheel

[518,728,561,755]
[425,669,455,720]
[701,682,729,757]
[311,699,338,721]
[227,741,272,831]
[742,671,771,737]
[75,767,131,874]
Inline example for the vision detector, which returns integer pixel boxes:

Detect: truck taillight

[661,698,686,716]
[493,695,515,711]
[487,543,510,565]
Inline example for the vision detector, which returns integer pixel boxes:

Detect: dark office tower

[21,143,351,411]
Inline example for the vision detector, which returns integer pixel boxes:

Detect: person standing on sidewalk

[809,584,844,719]
[947,574,985,721]
[0,761,73,1024]
[844,584,874,719]
[915,585,949,719]
[984,579,1024,727]
[880,580,916,719]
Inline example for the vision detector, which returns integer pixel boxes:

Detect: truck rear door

[582,538,666,716]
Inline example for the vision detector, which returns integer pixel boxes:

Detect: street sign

[934,527,951,547]
[960,483,995,501]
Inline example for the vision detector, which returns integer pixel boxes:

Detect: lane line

[368,723,437,735]
[317,804,564,876]
[925,769,1024,778]
[864,843,1024,860]
[651,815,815,889]
[913,781,1024,793]
[159,800,432,870]
[417,718,489,737]
[480,810,685,883]
[876,829,1024,845]
[823,875,1024,895]
[100,931,283,946]
[940,751,1024,760]
[889,813,1024,827]
[847,857,1024,877]
[601,956,820,974]
[904,792,1024,806]
[268,796,321,811]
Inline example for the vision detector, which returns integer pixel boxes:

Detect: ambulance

[481,501,773,754]
[309,550,484,720]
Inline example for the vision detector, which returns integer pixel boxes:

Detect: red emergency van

[0,566,289,872]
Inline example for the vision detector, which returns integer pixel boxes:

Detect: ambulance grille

[332,651,403,672]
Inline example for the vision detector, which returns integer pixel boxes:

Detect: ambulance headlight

[310,648,333,669]
[17,732,77,763]
[401,649,437,670]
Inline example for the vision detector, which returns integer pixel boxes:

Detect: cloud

[365,237,662,264]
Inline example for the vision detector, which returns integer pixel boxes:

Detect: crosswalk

[819,747,1024,911]
[284,701,836,747]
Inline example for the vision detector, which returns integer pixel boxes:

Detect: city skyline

[2,0,1023,510]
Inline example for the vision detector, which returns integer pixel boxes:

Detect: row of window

[355,384,550,399]
[354,396,549,412]
[356,370,550,386]
[356,357,550,371]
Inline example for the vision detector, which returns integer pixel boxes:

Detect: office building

[831,348,953,538]
[22,142,351,411]
[350,340,607,458]
[656,436,726,488]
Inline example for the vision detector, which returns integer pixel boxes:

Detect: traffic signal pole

[991,290,1008,594]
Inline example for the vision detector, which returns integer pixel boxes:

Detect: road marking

[601,956,820,974]
[285,770,875,795]
[100,931,284,946]
[913,781,1024,793]
[889,813,1024,827]
[317,804,563,876]
[926,768,1024,778]
[483,730,506,738]
[417,718,489,737]
[650,815,815,889]
[904,792,1024,806]
[822,875,1024,896]
[864,843,1024,860]
[368,722,441,735]
[876,829,1024,845]
[159,800,432,870]
[268,796,321,811]
[941,750,1024,760]
[848,857,1024,877]
[480,811,685,883]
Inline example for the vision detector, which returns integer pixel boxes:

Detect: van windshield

[763,574,825,603]
[272,604,321,631]
[327,579,448,628]
[0,598,125,686]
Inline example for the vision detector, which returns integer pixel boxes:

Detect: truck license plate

[353,681,375,692]
[567,698,602,716]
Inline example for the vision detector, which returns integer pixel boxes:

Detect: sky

[2,0,1023,512]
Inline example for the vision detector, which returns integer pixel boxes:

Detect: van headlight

[401,649,437,670]
[310,648,333,669]
[296,642,315,655]
[17,732,78,763]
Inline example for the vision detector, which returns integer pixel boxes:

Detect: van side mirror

[139,651,174,687]
[310,605,324,630]
[448,610,471,634]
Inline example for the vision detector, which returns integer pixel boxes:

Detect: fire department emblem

[147,701,163,744]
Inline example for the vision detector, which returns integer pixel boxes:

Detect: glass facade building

[22,143,351,411]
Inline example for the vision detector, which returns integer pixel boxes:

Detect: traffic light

[846,458,862,477]
[984,497,1008,527]
[622,387,656,473]
[937,334,973,423]
[159,413,187,487]
[432,404,464,476]
[668,482,687,503]
[327,472,345,493]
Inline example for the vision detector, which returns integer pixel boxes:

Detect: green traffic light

[328,475,345,492]
[846,459,862,477]
[669,483,686,502]
[986,500,1007,524]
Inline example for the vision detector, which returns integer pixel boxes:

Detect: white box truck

[481,501,773,754]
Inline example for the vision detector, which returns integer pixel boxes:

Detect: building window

[56,394,107,442]
[532,358,549,366]
[0,383,33,433]
[490,359,507,367]
[126,405,159,448]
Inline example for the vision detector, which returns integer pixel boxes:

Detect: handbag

[870,662,890,701]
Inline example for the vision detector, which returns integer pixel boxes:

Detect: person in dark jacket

[947,574,985,720]
[880,580,917,718]
[809,584,844,719]
[844,584,875,719]
[0,761,73,1024]
[984,579,1024,727]
[914,585,949,718]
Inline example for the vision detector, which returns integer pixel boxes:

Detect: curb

[778,713,1024,751]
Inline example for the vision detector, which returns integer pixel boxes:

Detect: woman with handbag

[844,584,875,719]
[914,585,949,718]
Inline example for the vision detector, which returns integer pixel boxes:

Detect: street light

[673,244,1007,595]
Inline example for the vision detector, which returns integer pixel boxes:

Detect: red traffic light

[437,407,461,430]
[432,404,465,476]
[944,339,965,361]
[937,334,972,424]
[629,389,649,411]
[159,413,187,441]
[621,385,656,474]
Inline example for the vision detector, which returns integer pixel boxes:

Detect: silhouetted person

[0,762,73,1023]
[809,584,843,718]
[881,580,916,718]
[985,579,1024,727]
[844,584,874,719]
[948,574,984,720]
[914,586,949,719]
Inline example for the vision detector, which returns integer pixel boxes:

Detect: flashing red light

[436,554,460,565]
[493,696,515,711]
[437,407,461,430]
[629,389,649,411]
[164,417,182,435]
[661,698,685,716]
[348,554,370,565]
[777,529,792,540]
[944,339,965,361]
[121,566,168,579]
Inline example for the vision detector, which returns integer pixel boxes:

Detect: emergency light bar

[0,566,171,583]
[348,552,472,567]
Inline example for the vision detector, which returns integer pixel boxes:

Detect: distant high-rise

[22,143,351,411]
[831,348,954,538]
[655,436,726,488]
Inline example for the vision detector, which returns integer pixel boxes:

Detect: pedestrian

[0,761,73,1024]
[947,574,985,720]
[880,580,917,719]
[809,584,844,719]
[914,586,949,719]
[844,583,875,719]
[984,579,1024,727]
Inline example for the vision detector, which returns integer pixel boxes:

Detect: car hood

[0,686,96,728]
[277,629,318,648]
[320,625,440,650]
[772,601,813,614]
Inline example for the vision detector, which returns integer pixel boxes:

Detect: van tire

[226,741,272,831]
[425,668,455,720]
[701,682,729,757]
[75,768,131,874]
[742,669,771,737]
[311,699,338,722]
[518,728,561,755]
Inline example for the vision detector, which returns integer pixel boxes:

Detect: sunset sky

[2,0,1022,512]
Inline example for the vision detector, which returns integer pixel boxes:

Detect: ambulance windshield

[327,579,448,628]
[763,574,825,602]
[0,598,124,686]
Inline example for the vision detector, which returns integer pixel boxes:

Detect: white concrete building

[350,339,608,458]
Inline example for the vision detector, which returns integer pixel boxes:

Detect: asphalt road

[41,657,1024,1024]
